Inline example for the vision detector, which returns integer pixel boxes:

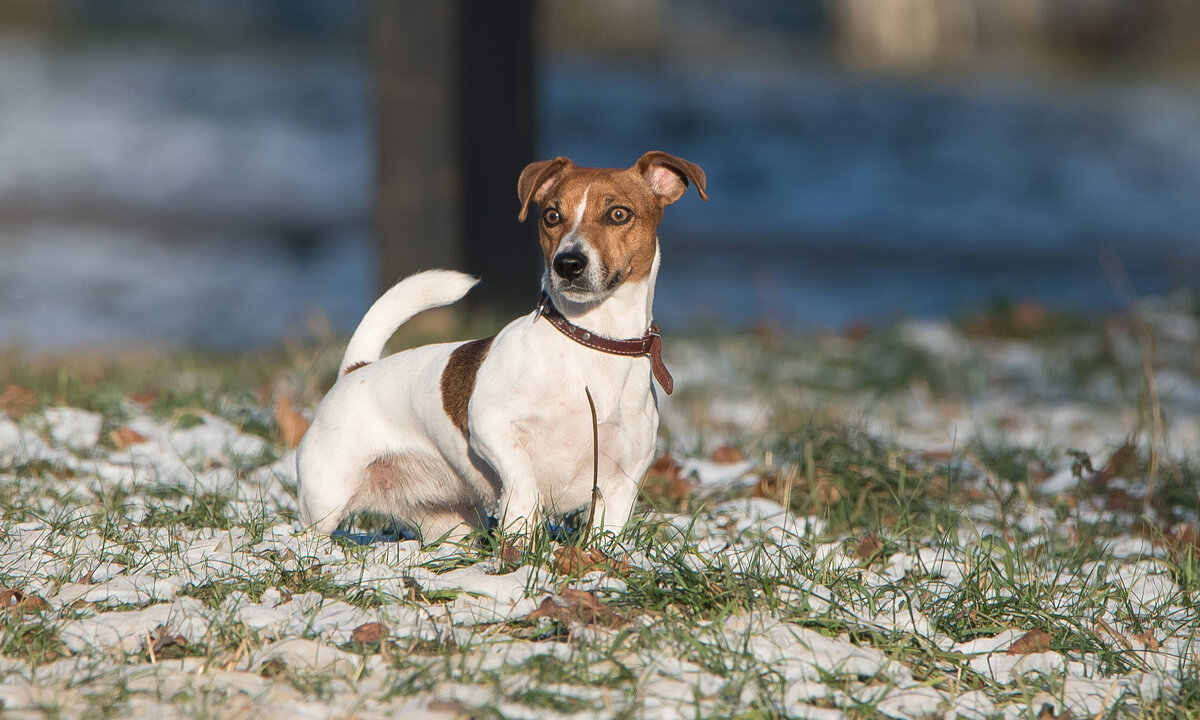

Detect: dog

[296,151,707,543]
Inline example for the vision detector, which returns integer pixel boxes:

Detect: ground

[0,296,1198,719]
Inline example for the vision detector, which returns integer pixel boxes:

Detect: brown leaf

[274,397,308,448]
[1037,703,1073,720]
[0,384,38,418]
[109,426,149,449]
[854,532,882,561]
[1089,443,1137,490]
[130,388,159,407]
[1007,629,1052,655]
[640,454,694,508]
[1170,524,1200,559]
[527,589,622,629]
[427,700,469,713]
[552,547,630,577]
[351,622,389,646]
[498,538,523,566]
[709,446,745,464]
[0,588,50,614]
[1094,619,1133,650]
[149,626,188,657]
[1133,630,1160,651]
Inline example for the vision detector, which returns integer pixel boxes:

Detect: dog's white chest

[469,319,659,515]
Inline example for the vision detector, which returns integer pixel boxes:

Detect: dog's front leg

[469,427,541,539]
[591,471,640,537]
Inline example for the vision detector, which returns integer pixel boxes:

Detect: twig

[582,386,600,546]
[1100,251,1162,499]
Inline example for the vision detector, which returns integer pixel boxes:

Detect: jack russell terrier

[297,151,707,543]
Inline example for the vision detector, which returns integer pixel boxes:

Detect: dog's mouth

[551,267,625,301]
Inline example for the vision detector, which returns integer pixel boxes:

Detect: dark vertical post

[370,0,537,312]
[459,0,539,312]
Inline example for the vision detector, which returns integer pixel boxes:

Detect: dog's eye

[542,209,562,227]
[606,206,632,225]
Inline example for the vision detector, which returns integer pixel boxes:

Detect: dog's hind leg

[296,449,361,535]
[415,502,486,545]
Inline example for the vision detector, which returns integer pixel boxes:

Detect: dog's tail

[339,269,479,377]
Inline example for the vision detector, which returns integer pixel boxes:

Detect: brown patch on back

[343,361,370,376]
[440,337,494,433]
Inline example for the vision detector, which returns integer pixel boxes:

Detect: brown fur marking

[343,361,370,376]
[440,337,494,433]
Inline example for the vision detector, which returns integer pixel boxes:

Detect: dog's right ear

[517,156,574,222]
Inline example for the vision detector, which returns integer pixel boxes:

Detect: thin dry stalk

[582,386,600,546]
[1101,252,1163,498]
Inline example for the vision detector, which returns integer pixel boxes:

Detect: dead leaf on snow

[854,532,882,561]
[709,446,745,464]
[110,426,149,449]
[552,546,630,577]
[149,626,188,658]
[130,388,159,408]
[0,588,50,615]
[428,699,470,714]
[351,622,389,646]
[640,454,694,508]
[1006,628,1051,655]
[527,588,622,629]
[0,384,38,418]
[1133,630,1160,651]
[1036,703,1073,720]
[274,397,308,448]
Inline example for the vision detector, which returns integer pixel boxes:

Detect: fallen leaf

[498,539,523,566]
[552,546,630,576]
[1133,630,1160,651]
[428,700,469,713]
[1094,619,1133,650]
[1170,525,1200,559]
[527,588,622,629]
[640,454,694,508]
[1037,703,1073,720]
[0,384,38,418]
[1103,487,1140,513]
[0,588,50,614]
[130,388,159,407]
[854,532,882,561]
[1007,629,1051,655]
[1089,443,1137,490]
[149,626,188,657]
[351,622,389,646]
[274,397,308,448]
[109,426,149,449]
[709,446,745,464]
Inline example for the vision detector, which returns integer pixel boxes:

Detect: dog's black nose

[553,251,588,280]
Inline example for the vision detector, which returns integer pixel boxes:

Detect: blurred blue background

[1,0,1198,351]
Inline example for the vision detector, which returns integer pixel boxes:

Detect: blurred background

[1,0,1198,352]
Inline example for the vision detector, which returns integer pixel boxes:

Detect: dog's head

[517,151,707,305]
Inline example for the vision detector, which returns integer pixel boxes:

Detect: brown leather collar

[536,292,673,394]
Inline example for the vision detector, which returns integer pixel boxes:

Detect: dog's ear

[635,151,708,206]
[517,156,574,222]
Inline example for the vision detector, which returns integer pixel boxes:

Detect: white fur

[340,269,479,376]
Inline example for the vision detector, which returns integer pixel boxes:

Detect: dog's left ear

[635,151,708,206]
[517,156,574,222]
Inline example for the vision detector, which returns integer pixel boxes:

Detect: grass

[0,296,1198,717]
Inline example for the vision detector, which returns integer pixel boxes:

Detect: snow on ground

[1,310,1198,718]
